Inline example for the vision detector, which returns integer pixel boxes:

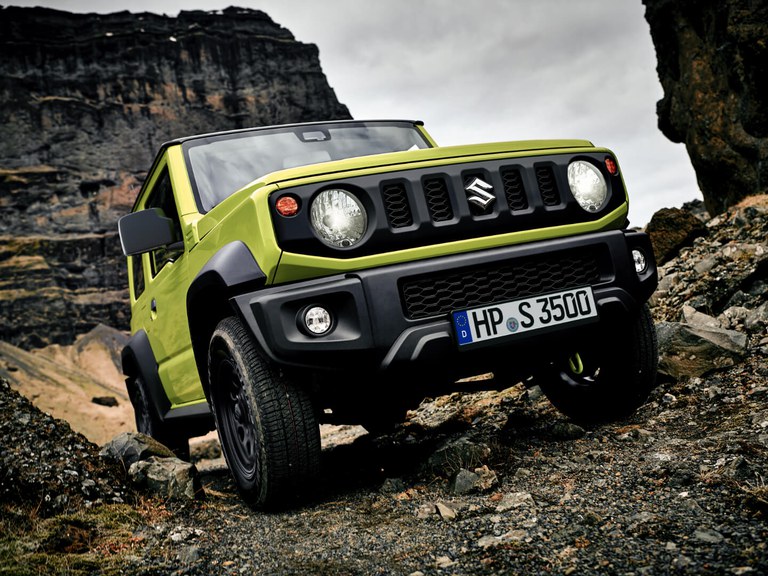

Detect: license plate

[452,287,598,346]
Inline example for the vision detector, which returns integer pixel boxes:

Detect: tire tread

[208,317,320,508]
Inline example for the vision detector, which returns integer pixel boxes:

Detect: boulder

[682,306,722,330]
[128,456,202,500]
[449,467,498,495]
[657,321,748,379]
[424,437,491,477]
[450,469,480,495]
[100,432,175,469]
[745,302,768,332]
[101,432,202,500]
[91,396,118,407]
[646,207,707,264]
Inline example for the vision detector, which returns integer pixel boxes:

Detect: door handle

[150,298,158,320]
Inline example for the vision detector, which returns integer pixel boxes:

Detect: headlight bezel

[567,159,609,214]
[309,187,369,249]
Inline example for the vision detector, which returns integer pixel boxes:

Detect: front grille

[423,176,453,222]
[381,182,412,228]
[536,165,559,206]
[272,151,626,258]
[401,251,601,320]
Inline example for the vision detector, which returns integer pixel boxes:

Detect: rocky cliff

[0,6,351,348]
[643,0,768,216]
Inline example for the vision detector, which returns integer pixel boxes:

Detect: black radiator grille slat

[500,167,528,211]
[381,182,413,228]
[401,252,601,320]
[423,176,453,222]
[535,165,559,206]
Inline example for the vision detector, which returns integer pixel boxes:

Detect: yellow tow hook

[568,353,584,375]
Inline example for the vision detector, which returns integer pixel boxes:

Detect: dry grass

[0,502,148,576]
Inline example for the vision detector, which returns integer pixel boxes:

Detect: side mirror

[118,208,176,256]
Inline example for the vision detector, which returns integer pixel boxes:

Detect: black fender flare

[186,241,267,396]
[120,329,169,425]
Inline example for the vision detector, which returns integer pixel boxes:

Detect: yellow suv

[118,120,658,508]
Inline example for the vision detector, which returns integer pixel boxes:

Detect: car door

[139,162,200,406]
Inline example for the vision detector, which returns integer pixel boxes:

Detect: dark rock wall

[0,6,351,348]
[643,0,768,215]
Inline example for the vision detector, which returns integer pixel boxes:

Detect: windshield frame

[180,119,432,213]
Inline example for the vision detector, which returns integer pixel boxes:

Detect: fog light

[304,306,332,335]
[632,249,647,274]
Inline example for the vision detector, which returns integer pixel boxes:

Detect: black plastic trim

[163,402,213,423]
[186,241,268,392]
[121,329,170,423]
[231,276,377,370]
[232,229,657,377]
[189,241,267,296]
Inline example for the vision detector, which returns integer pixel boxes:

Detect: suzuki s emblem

[464,177,495,210]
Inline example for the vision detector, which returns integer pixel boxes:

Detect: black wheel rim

[217,356,258,482]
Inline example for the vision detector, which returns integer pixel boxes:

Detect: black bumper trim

[232,229,657,373]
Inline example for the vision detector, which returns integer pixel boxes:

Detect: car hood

[257,139,595,188]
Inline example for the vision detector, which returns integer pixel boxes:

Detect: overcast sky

[9,0,701,225]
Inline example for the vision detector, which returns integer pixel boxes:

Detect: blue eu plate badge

[452,311,474,345]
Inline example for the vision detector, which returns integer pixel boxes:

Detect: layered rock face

[643,0,768,216]
[0,6,350,348]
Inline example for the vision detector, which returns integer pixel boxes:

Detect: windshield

[183,121,431,211]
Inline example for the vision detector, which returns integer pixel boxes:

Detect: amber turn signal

[604,156,618,176]
[275,195,299,217]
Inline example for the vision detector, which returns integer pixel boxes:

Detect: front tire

[208,317,321,509]
[535,304,658,424]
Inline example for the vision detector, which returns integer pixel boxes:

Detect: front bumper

[232,229,657,376]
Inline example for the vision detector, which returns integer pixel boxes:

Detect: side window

[144,167,183,276]
[131,255,145,299]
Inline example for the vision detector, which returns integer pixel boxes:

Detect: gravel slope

[133,353,767,576]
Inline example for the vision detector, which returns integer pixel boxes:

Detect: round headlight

[567,161,607,213]
[310,189,367,248]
